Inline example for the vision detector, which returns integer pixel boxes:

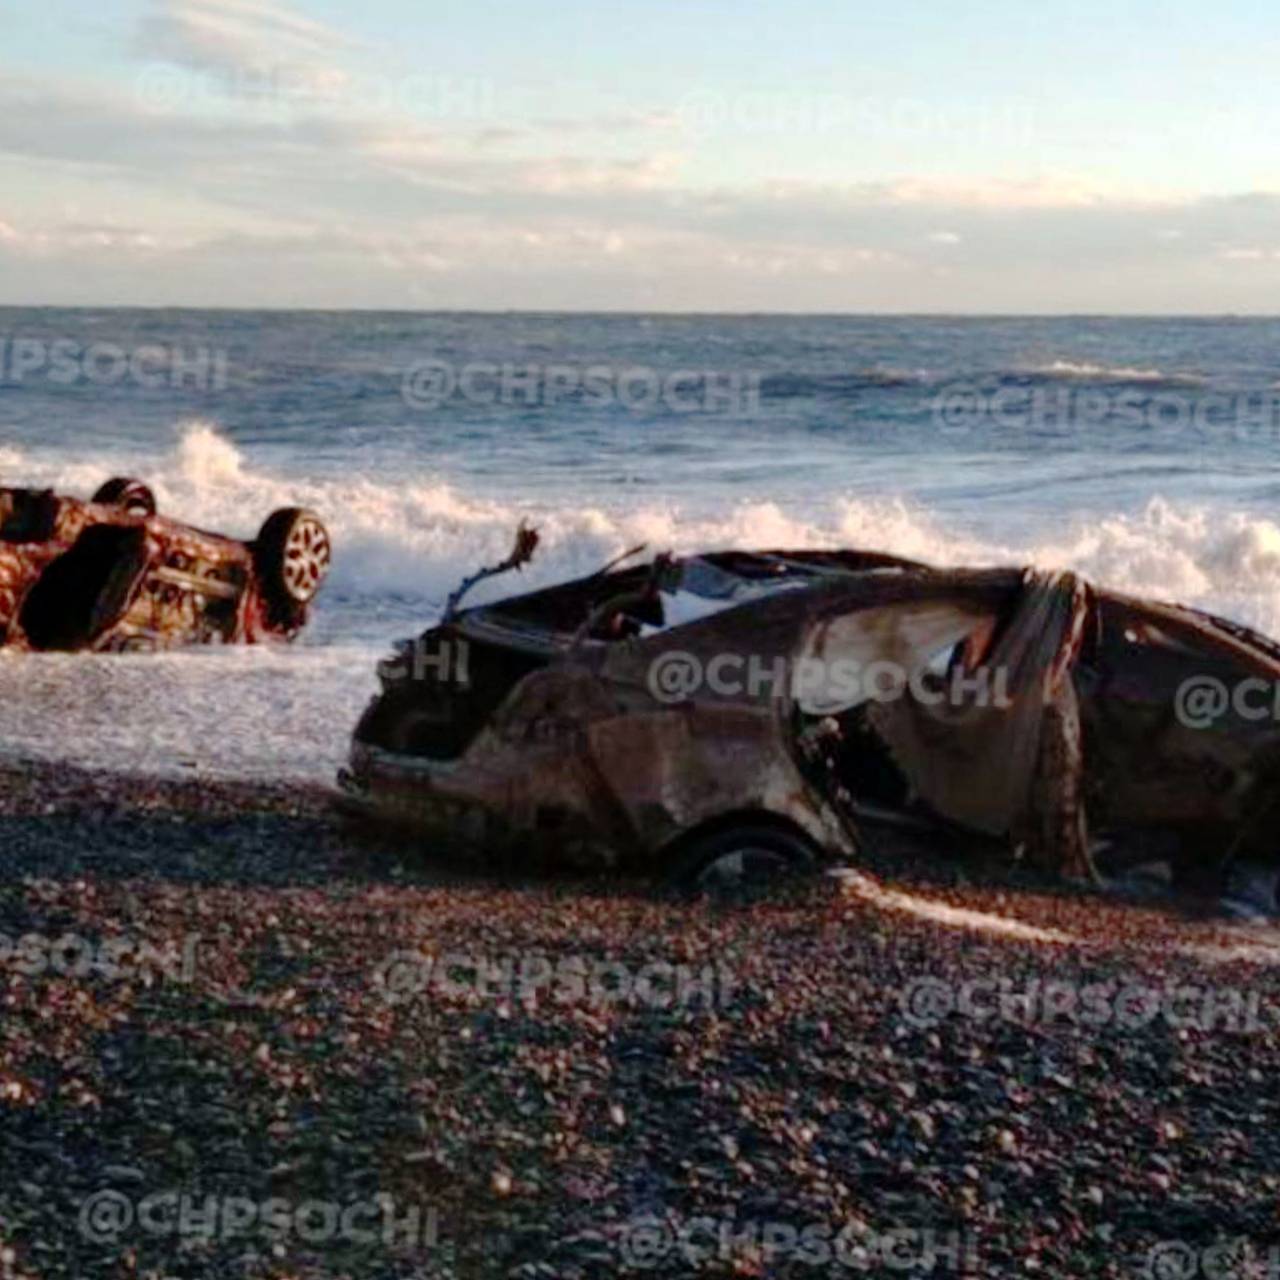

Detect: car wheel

[670,824,819,897]
[254,508,332,608]
[93,477,157,517]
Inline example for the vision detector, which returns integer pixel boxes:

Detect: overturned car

[0,478,331,651]
[339,528,1280,894]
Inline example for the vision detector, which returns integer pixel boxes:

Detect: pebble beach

[4,759,1280,1278]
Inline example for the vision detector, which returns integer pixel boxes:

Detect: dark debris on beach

[3,760,1280,1278]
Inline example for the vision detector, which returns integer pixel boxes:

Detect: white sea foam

[1027,359,1206,386]
[835,869,1280,963]
[10,424,1280,629]
[7,423,1280,779]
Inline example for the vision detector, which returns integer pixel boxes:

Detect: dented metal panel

[0,482,330,651]
[341,529,1280,890]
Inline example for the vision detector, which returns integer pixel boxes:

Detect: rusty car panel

[0,479,331,652]
[340,530,1280,893]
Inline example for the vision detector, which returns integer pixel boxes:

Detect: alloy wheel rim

[282,517,332,602]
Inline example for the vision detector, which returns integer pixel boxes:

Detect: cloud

[882,175,1115,209]
[8,72,1280,242]
[9,21,1280,311]
[0,216,192,257]
[752,174,1186,212]
[136,0,360,93]
[1219,247,1280,262]
[528,111,683,136]
[0,73,689,208]
[512,154,686,194]
[2,200,1278,311]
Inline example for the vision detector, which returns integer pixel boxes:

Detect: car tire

[669,823,820,897]
[254,508,332,611]
[93,477,157,517]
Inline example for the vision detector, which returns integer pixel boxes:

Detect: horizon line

[0,304,1277,320]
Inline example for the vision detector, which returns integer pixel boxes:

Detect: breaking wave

[8,421,1280,781]
[7,423,1280,637]
[1023,359,1207,387]
[760,367,934,398]
[747,361,1215,401]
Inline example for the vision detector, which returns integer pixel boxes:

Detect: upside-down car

[339,527,1280,896]
[0,478,331,651]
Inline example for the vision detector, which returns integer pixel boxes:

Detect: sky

[2,0,1280,311]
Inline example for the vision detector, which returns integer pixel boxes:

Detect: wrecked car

[338,528,1280,895]
[0,478,331,651]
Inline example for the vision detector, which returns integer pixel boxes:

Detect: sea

[4,308,1280,782]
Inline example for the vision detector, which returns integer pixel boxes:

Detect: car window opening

[19,525,147,651]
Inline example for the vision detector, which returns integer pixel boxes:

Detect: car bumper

[337,743,500,849]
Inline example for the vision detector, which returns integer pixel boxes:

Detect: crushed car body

[0,478,331,652]
[339,528,1280,893]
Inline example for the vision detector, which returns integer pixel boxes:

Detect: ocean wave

[852,366,934,388]
[750,361,1210,397]
[761,367,934,397]
[1022,359,1207,387]
[8,424,1280,636]
[9,423,1280,782]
